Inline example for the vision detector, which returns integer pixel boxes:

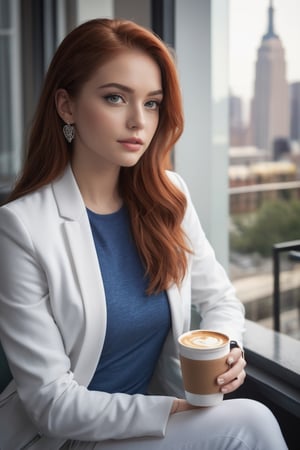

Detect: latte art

[180,331,228,349]
[190,336,225,348]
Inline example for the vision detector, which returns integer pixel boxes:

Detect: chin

[120,155,144,168]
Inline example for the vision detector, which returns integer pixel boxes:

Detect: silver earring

[63,123,75,143]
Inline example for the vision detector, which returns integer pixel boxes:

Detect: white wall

[175,0,229,268]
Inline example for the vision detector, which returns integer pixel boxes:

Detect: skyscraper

[230,94,244,146]
[252,0,289,154]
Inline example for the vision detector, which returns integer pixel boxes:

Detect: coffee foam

[179,330,228,349]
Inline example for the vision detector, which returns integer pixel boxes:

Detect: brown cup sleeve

[180,354,229,394]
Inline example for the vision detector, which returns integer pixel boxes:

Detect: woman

[0,19,287,449]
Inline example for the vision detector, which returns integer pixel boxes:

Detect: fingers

[217,348,247,394]
[218,369,246,394]
[227,347,244,366]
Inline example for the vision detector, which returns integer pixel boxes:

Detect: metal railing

[272,240,300,332]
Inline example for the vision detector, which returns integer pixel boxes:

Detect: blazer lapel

[52,165,107,385]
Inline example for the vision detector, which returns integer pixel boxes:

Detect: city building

[229,160,299,214]
[252,0,290,154]
[229,94,245,146]
[290,81,300,142]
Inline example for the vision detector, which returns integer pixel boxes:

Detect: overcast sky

[229,0,300,103]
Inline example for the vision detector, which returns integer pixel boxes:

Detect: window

[0,0,21,192]
[229,0,300,340]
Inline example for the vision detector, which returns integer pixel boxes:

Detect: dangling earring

[63,123,75,143]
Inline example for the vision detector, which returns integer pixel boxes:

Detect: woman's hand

[171,347,246,414]
[170,398,199,414]
[217,347,246,394]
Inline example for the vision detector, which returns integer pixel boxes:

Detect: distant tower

[252,0,289,154]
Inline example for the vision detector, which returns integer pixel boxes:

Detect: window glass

[0,35,13,178]
[0,0,21,195]
[0,0,10,27]
[229,0,300,340]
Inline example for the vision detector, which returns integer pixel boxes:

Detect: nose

[126,105,145,130]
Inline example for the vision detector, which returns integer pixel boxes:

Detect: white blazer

[0,166,244,449]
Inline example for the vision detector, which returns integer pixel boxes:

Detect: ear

[55,89,75,124]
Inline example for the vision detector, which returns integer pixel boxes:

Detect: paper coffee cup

[178,329,230,407]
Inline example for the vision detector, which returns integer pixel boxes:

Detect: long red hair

[7,18,190,294]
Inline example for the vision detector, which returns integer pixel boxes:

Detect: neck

[71,156,122,214]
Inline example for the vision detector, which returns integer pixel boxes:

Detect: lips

[118,137,144,145]
[117,137,144,152]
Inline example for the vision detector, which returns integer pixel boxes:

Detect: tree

[230,199,300,256]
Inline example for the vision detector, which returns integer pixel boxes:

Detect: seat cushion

[0,343,12,393]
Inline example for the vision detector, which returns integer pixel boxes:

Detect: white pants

[62,399,288,450]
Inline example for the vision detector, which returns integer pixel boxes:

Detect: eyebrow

[97,82,163,97]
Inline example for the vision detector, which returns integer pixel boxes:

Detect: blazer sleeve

[168,171,245,345]
[0,205,175,441]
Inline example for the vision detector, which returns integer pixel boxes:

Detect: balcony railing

[273,240,300,332]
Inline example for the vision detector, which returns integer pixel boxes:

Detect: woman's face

[69,49,163,171]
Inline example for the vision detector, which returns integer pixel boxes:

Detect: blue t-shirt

[87,205,171,394]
